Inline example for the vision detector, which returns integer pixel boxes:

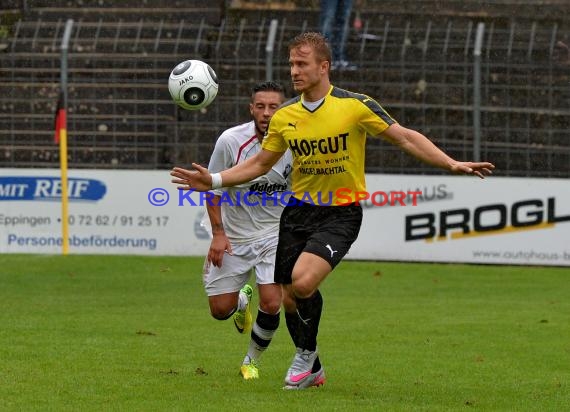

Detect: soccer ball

[168,59,219,111]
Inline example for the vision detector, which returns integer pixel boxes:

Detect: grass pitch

[0,255,568,411]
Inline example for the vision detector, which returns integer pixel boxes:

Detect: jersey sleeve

[208,134,234,173]
[261,115,289,153]
[358,96,397,136]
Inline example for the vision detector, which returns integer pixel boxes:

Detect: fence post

[265,19,278,81]
[473,22,485,162]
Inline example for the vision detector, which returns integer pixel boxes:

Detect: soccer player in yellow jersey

[171,32,495,389]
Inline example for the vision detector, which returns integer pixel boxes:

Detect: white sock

[242,354,252,365]
[243,309,280,364]
[237,290,249,312]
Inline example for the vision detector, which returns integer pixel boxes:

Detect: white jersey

[206,121,292,244]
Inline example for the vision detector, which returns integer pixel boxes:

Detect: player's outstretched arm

[171,148,285,191]
[381,123,495,179]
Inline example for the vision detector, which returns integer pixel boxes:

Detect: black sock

[251,309,280,349]
[285,311,302,347]
[312,356,321,373]
[294,289,323,352]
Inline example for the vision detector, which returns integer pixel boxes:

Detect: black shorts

[274,201,363,284]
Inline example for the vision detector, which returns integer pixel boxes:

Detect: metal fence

[0,10,569,177]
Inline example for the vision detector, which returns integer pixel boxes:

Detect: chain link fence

[1,3,568,176]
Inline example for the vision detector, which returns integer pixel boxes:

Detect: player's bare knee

[209,307,234,320]
[257,284,282,314]
[259,299,281,315]
[291,279,316,299]
[208,298,236,320]
[258,289,282,314]
[208,305,227,319]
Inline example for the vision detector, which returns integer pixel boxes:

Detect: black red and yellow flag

[54,92,66,144]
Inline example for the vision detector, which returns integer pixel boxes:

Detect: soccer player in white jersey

[202,81,292,380]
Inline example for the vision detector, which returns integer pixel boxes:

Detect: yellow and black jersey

[262,85,396,204]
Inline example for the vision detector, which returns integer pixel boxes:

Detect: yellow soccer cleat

[233,284,253,334]
[239,360,260,380]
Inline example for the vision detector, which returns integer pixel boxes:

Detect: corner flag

[54,92,66,144]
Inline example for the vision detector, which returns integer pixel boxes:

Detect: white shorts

[202,236,279,296]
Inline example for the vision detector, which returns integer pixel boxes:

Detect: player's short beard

[254,121,265,138]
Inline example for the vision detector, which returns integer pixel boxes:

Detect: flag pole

[60,19,73,255]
